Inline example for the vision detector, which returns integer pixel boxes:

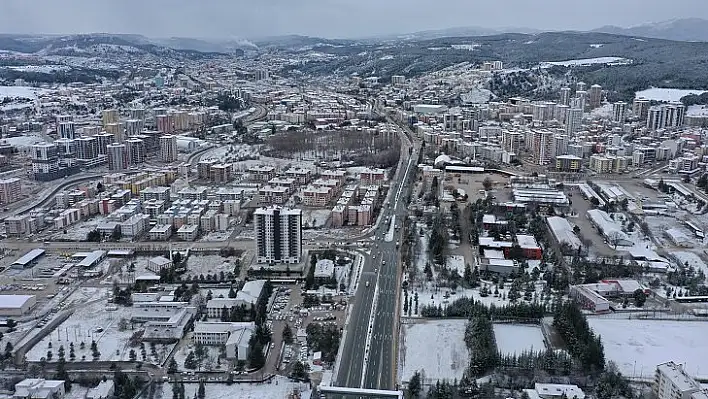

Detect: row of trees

[552,302,605,371]
[420,297,547,320]
[465,316,498,376]
[246,280,274,369]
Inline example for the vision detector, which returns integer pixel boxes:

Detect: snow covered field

[588,318,708,379]
[541,57,631,68]
[185,255,235,279]
[445,255,465,275]
[26,297,175,364]
[149,378,312,399]
[493,324,546,355]
[400,319,469,384]
[302,209,331,228]
[0,85,49,99]
[408,281,548,316]
[635,88,706,102]
[671,251,708,278]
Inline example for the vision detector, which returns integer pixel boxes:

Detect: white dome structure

[434,154,451,167]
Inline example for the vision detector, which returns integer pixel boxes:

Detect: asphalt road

[334,122,418,395]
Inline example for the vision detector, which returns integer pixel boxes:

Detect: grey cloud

[2,0,708,38]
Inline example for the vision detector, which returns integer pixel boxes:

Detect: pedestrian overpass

[319,385,404,398]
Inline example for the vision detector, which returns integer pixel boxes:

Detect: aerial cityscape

[2,3,708,399]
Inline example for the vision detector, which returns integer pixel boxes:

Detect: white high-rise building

[254,206,302,264]
[559,87,571,106]
[501,131,522,154]
[588,84,602,109]
[552,134,569,158]
[126,138,146,165]
[0,178,21,204]
[107,143,128,171]
[633,98,651,120]
[612,102,627,123]
[57,121,76,139]
[566,108,583,135]
[391,75,406,85]
[159,135,178,162]
[531,130,554,165]
[575,91,587,111]
[31,142,59,175]
[647,103,685,130]
[75,136,98,163]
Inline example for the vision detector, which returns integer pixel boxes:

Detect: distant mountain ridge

[592,18,708,42]
[0,33,247,58]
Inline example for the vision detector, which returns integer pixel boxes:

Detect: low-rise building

[148,224,173,241]
[146,256,173,274]
[516,234,542,260]
[524,383,585,399]
[569,284,611,313]
[14,379,65,399]
[314,259,335,283]
[0,295,36,316]
[177,224,199,241]
[302,185,332,207]
[192,322,255,360]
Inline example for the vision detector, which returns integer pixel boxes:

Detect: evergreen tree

[282,324,293,344]
[197,380,205,399]
[408,371,422,397]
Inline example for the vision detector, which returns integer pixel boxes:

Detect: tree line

[552,302,605,371]
[420,297,547,320]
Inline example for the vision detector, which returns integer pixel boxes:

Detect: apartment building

[159,135,178,162]
[248,165,277,182]
[359,168,386,186]
[107,143,128,171]
[254,206,302,264]
[555,155,582,172]
[302,185,332,207]
[654,361,706,399]
[258,185,289,205]
[284,167,312,184]
[0,178,21,205]
[531,130,554,166]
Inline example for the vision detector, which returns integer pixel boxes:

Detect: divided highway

[335,114,419,395]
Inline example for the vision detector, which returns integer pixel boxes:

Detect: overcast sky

[2,0,708,39]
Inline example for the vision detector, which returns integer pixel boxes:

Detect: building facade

[254,206,302,264]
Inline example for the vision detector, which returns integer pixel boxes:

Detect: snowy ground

[445,255,465,275]
[540,57,631,67]
[199,230,234,242]
[49,215,111,241]
[385,216,396,242]
[671,251,708,277]
[302,209,331,228]
[635,88,706,102]
[147,378,312,399]
[2,133,47,148]
[173,341,225,372]
[407,281,548,316]
[26,297,175,364]
[0,85,50,99]
[587,318,708,379]
[400,319,469,384]
[185,255,235,279]
[493,324,546,356]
